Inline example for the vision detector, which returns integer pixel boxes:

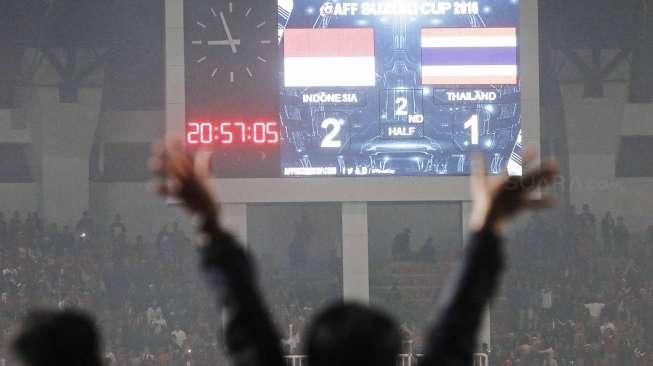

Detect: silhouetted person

[59,225,75,256]
[76,210,95,239]
[579,203,596,239]
[9,210,21,241]
[392,228,412,260]
[0,211,6,247]
[133,234,146,258]
[307,304,400,366]
[150,140,558,366]
[601,211,615,255]
[13,309,103,366]
[109,214,126,238]
[614,216,630,256]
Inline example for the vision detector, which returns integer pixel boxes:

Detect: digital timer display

[186,121,280,145]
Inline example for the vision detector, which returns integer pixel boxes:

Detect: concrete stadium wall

[0,108,38,214]
[1,99,192,234]
[561,82,653,233]
[90,182,191,240]
[91,110,192,237]
[0,184,38,215]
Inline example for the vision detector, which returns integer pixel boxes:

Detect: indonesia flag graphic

[284,28,376,87]
[421,28,518,85]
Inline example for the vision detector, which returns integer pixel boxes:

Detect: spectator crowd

[0,210,226,365]
[1,204,651,366]
[0,210,340,365]
[491,205,653,366]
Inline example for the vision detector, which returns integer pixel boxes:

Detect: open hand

[469,150,559,235]
[149,139,220,222]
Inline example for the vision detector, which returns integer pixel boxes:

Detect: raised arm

[420,153,558,366]
[149,140,284,366]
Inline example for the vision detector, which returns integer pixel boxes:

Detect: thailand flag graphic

[421,28,518,85]
[283,28,376,87]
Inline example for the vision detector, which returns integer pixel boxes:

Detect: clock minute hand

[219,11,238,54]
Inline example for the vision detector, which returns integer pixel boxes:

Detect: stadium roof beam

[560,47,631,98]
[4,0,115,103]
[41,47,110,103]
[545,0,641,98]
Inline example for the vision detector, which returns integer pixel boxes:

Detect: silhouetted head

[13,310,102,366]
[306,303,400,366]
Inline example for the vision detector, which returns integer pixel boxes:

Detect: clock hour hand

[219,11,238,54]
[207,39,241,46]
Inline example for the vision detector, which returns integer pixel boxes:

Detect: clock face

[187,1,275,85]
[185,0,278,117]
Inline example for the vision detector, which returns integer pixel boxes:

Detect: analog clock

[187,0,275,85]
[185,0,278,117]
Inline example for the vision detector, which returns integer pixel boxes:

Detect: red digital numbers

[186,121,279,146]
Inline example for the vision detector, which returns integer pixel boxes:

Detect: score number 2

[464,115,479,145]
[321,118,343,148]
[395,97,408,117]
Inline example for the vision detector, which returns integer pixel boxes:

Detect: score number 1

[464,114,479,145]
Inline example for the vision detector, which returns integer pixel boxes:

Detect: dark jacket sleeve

[419,229,505,366]
[200,228,284,366]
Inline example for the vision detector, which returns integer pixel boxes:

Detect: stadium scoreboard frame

[165,0,540,203]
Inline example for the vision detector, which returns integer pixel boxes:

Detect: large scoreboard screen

[184,0,523,178]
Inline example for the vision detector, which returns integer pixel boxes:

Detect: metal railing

[284,355,307,366]
[284,353,489,366]
[398,353,422,366]
[473,353,489,366]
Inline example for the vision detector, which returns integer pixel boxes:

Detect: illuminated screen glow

[277,0,523,177]
[183,0,524,178]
